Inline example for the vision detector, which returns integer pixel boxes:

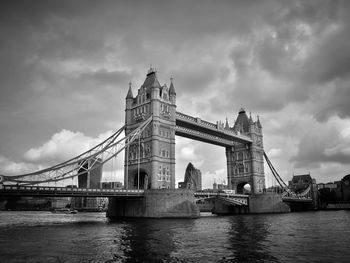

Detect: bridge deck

[0,185,145,198]
[194,192,249,206]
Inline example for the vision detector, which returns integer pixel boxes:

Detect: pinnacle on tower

[126,82,133,99]
[249,112,254,124]
[257,115,262,128]
[225,117,229,129]
[169,76,176,95]
[143,68,161,89]
[234,108,250,133]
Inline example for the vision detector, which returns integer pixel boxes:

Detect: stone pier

[212,193,290,215]
[107,189,199,218]
[249,193,290,213]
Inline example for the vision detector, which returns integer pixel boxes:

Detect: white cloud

[23,129,114,166]
[267,148,282,158]
[0,155,37,176]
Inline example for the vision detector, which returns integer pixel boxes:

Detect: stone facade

[226,109,265,194]
[124,68,176,189]
[107,189,200,218]
[124,70,266,195]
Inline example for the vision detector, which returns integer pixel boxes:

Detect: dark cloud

[290,124,350,168]
[1,0,350,185]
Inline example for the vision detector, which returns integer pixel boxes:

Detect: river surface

[0,210,349,263]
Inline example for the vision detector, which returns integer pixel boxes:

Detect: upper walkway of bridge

[175,111,252,147]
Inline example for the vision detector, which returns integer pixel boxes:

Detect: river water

[0,210,349,263]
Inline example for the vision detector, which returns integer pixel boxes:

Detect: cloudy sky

[1,0,350,188]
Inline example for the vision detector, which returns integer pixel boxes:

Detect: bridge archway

[133,170,150,190]
[237,182,251,194]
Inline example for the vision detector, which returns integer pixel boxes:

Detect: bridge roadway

[0,185,144,198]
[0,185,249,205]
[175,111,252,147]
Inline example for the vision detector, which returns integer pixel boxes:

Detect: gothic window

[239,164,244,173]
[166,167,170,181]
[238,152,243,161]
[245,164,249,173]
[166,151,169,158]
[158,166,162,181]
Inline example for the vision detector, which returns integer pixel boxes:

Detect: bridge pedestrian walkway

[0,185,144,198]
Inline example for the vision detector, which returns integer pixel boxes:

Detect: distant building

[71,197,105,211]
[179,163,202,191]
[101,181,123,189]
[178,182,187,189]
[51,197,71,209]
[341,174,350,202]
[78,157,103,189]
[213,181,228,192]
[288,173,314,193]
[74,157,103,210]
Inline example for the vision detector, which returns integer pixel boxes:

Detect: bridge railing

[176,111,198,123]
[194,192,249,198]
[1,185,144,194]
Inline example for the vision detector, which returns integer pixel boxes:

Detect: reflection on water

[119,219,181,262]
[0,211,350,262]
[228,216,278,262]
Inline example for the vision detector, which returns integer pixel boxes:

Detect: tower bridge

[0,68,315,217]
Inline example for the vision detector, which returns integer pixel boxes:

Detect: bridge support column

[107,189,199,218]
[249,193,290,213]
[212,199,249,215]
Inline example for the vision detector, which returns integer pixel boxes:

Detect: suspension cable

[2,116,152,185]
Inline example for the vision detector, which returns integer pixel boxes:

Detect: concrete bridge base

[212,193,290,215]
[106,189,200,218]
[249,193,290,213]
[212,199,249,214]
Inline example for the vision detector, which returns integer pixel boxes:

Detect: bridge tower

[226,109,265,194]
[124,68,176,190]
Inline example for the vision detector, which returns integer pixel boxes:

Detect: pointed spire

[143,68,161,89]
[257,115,262,128]
[249,112,254,124]
[126,82,133,99]
[225,117,229,129]
[169,76,176,95]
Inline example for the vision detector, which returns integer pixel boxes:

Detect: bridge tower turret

[226,109,265,194]
[124,68,176,190]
